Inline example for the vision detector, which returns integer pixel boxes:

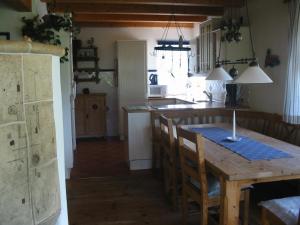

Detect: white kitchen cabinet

[123,109,152,170]
[189,37,199,74]
[117,40,147,139]
[193,19,251,77]
[198,20,214,74]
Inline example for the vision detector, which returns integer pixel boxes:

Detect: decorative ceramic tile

[23,55,53,103]
[0,54,60,225]
[0,123,28,189]
[0,55,23,125]
[37,211,61,225]
[30,160,60,225]
[25,102,56,167]
[0,123,33,225]
[0,183,34,225]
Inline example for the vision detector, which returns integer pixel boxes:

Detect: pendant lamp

[206,64,233,81]
[206,30,232,81]
[234,0,273,84]
[234,61,273,83]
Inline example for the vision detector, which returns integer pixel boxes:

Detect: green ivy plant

[21,14,74,63]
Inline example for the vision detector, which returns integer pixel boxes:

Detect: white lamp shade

[234,64,273,84]
[206,66,233,81]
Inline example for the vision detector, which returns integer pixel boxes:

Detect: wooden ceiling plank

[76,21,195,28]
[41,0,243,7]
[51,3,224,16]
[3,0,32,12]
[73,14,207,23]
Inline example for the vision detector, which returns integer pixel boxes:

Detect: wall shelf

[76,56,99,61]
[73,43,117,85]
[73,46,100,83]
[75,77,101,83]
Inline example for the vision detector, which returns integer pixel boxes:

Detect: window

[156,49,212,101]
[156,50,189,96]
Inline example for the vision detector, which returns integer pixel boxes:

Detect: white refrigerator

[117,40,147,139]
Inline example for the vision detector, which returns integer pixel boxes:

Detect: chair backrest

[269,114,300,146]
[177,126,208,207]
[236,110,273,135]
[159,115,175,159]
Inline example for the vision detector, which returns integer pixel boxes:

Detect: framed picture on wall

[0,32,10,40]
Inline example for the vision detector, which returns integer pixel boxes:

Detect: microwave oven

[148,85,167,97]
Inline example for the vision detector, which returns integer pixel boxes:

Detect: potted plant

[21,13,78,63]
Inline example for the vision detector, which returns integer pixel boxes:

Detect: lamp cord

[245,0,256,59]
[160,17,171,41]
[174,15,185,40]
[217,29,222,64]
[159,13,186,45]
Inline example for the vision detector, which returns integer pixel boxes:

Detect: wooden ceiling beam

[73,14,207,23]
[42,0,243,7]
[3,0,32,11]
[50,3,224,16]
[76,21,195,28]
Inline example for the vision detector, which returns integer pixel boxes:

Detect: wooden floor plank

[68,139,299,225]
[71,138,129,178]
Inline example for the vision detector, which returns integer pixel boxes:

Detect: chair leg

[181,191,188,225]
[242,189,250,225]
[152,141,163,179]
[200,205,208,225]
[171,164,178,211]
[163,156,170,196]
[159,146,164,179]
[261,207,270,225]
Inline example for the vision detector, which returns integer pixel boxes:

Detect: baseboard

[129,160,152,170]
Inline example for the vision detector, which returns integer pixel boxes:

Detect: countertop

[147,95,196,104]
[123,102,226,113]
[123,105,153,112]
[152,102,226,110]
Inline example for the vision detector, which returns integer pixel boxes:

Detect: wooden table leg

[220,177,241,225]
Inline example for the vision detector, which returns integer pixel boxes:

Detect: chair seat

[189,173,220,197]
[260,196,300,225]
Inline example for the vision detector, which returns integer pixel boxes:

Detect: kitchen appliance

[148,85,167,97]
[149,73,158,85]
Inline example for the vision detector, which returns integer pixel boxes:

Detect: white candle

[233,110,236,139]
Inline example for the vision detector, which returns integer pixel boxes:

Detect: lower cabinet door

[85,95,106,137]
[76,94,106,138]
[75,95,86,137]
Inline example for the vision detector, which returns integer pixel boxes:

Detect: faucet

[203,91,213,103]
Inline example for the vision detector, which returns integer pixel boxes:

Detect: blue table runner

[190,127,292,161]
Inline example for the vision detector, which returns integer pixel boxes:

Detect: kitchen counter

[123,98,247,171]
[123,105,153,112]
[123,101,226,113]
[123,101,226,171]
[148,96,193,103]
[152,102,225,110]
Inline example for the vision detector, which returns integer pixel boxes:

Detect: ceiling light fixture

[154,15,191,52]
[234,0,273,84]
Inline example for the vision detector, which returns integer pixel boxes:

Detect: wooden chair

[261,196,300,225]
[177,126,250,225]
[159,115,179,209]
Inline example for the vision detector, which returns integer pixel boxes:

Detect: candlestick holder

[226,110,242,142]
[226,136,242,142]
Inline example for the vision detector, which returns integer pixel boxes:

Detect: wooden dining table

[175,123,300,225]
